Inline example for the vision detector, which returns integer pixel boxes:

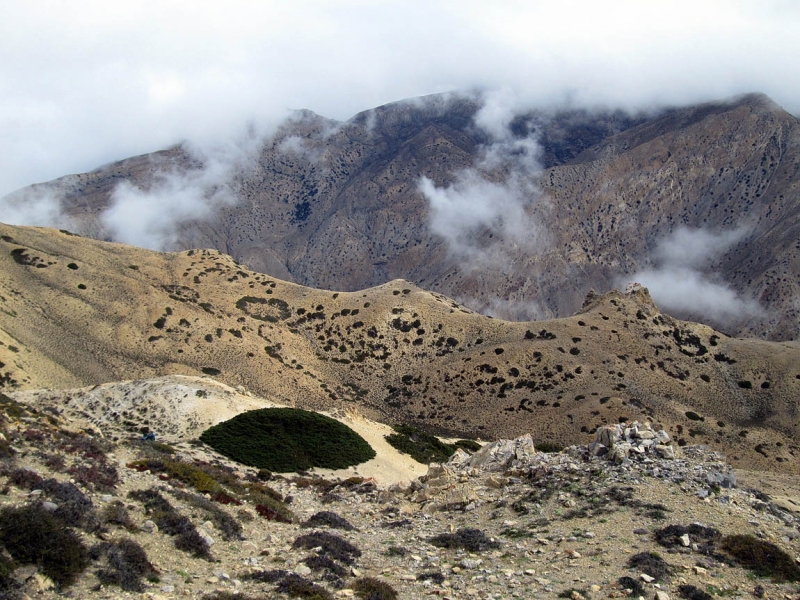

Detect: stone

[680,534,690,547]
[141,520,158,533]
[654,591,670,600]
[655,445,675,460]
[641,574,655,583]
[295,565,312,576]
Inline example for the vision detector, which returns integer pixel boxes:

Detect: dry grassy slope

[11,93,799,340]
[1,223,799,475]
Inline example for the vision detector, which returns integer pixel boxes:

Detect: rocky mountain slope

[1,223,799,476]
[3,377,800,599]
[8,93,799,340]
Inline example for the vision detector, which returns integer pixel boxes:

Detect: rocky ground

[3,388,800,600]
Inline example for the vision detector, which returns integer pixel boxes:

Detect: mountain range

[7,92,799,341]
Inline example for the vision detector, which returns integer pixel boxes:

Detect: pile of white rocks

[589,420,675,462]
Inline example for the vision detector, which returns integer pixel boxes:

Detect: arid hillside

[9,93,799,340]
[1,223,799,475]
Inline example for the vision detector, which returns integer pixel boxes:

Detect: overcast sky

[2,0,799,197]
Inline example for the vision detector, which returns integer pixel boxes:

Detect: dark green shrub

[627,551,672,581]
[429,528,500,552]
[685,411,703,421]
[199,408,375,472]
[0,552,16,592]
[303,554,347,577]
[453,439,481,452]
[352,576,398,599]
[0,504,88,587]
[90,538,158,592]
[720,534,800,581]
[384,424,455,464]
[536,442,564,453]
[302,511,355,531]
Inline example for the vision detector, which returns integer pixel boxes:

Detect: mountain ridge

[1,223,799,476]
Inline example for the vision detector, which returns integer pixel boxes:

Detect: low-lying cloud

[625,226,763,325]
[100,127,266,251]
[420,89,546,267]
[0,188,70,229]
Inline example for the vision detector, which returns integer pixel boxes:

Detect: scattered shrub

[168,488,243,540]
[0,504,88,587]
[654,524,720,554]
[303,554,347,578]
[352,576,398,600]
[128,489,212,560]
[302,511,355,531]
[292,531,361,565]
[677,585,713,600]
[200,408,375,472]
[429,528,500,552]
[275,573,333,599]
[720,534,800,581]
[617,576,644,597]
[90,538,158,592]
[453,439,481,452]
[99,500,137,531]
[627,551,672,581]
[417,571,445,584]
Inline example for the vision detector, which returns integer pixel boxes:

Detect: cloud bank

[101,127,266,250]
[2,0,800,199]
[625,227,763,325]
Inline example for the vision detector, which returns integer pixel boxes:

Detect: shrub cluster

[90,538,158,592]
[429,528,500,552]
[0,504,88,587]
[199,408,375,472]
[167,488,243,540]
[128,489,212,560]
[352,576,398,599]
[302,511,356,531]
[384,424,481,464]
[243,570,332,599]
[292,531,361,565]
[627,551,672,582]
[720,534,800,582]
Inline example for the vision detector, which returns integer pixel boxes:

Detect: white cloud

[0,187,69,229]
[1,0,799,197]
[101,126,266,250]
[624,227,763,325]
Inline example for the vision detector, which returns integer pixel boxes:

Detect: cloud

[459,295,546,322]
[2,1,800,197]
[420,89,546,263]
[0,187,71,229]
[624,227,763,325]
[101,126,266,251]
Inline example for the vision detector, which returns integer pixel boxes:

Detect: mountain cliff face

[2,224,799,475]
[9,93,799,340]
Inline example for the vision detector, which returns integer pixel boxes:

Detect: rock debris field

[3,387,800,600]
